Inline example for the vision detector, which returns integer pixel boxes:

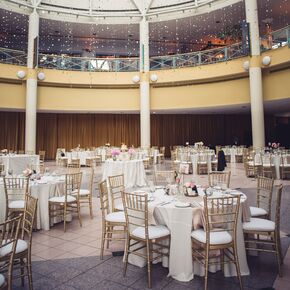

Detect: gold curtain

[0,112,276,160]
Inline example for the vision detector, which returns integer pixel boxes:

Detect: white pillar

[139,17,150,148]
[25,9,39,153]
[245,0,265,148]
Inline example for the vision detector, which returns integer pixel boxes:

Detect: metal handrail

[0,25,289,72]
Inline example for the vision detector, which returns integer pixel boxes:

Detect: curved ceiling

[1,0,243,23]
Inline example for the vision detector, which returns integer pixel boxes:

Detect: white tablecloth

[102,159,146,188]
[66,151,95,165]
[0,154,39,175]
[0,172,90,230]
[129,189,250,282]
[191,153,214,175]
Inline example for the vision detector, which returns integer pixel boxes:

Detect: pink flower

[111,149,120,157]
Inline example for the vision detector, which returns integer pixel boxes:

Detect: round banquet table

[102,159,146,188]
[0,171,90,230]
[128,188,250,282]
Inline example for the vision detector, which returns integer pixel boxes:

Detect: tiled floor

[13,161,290,289]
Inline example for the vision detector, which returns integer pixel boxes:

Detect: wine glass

[8,169,13,176]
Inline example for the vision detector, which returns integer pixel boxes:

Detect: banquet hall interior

[0,0,290,289]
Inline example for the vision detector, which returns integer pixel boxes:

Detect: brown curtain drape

[0,112,276,159]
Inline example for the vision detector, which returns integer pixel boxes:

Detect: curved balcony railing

[0,25,289,72]
[0,47,27,66]
[38,54,139,72]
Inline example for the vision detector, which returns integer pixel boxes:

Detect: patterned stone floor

[12,161,290,290]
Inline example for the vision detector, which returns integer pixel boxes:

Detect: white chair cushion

[115,203,124,211]
[0,239,28,257]
[8,200,25,209]
[79,189,90,196]
[105,211,126,223]
[250,206,268,217]
[0,274,5,287]
[191,229,232,245]
[49,195,76,203]
[243,218,275,232]
[132,225,170,240]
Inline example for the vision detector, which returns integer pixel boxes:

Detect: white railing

[0,47,27,66]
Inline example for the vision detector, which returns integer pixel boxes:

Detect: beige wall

[0,46,289,112]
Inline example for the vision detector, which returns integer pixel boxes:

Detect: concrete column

[25,9,39,153]
[139,17,150,148]
[245,0,265,148]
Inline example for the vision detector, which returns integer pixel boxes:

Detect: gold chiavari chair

[261,153,275,179]
[122,191,170,288]
[72,168,94,218]
[108,174,124,212]
[153,170,175,186]
[191,195,243,290]
[3,177,29,220]
[249,176,274,220]
[0,215,22,290]
[280,154,290,179]
[48,172,82,232]
[18,150,25,154]
[86,155,102,167]
[0,216,22,288]
[208,171,231,189]
[67,158,81,169]
[243,185,283,277]
[99,180,126,260]
[197,153,208,175]
[11,195,37,290]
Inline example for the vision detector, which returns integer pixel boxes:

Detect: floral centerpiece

[105,143,111,147]
[183,181,198,196]
[271,142,280,149]
[121,143,128,152]
[111,149,120,160]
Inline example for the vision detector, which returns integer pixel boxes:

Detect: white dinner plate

[174,202,191,208]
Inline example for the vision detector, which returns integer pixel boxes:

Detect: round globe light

[132,75,140,83]
[262,56,271,66]
[150,74,158,82]
[17,70,26,79]
[37,72,45,81]
[243,61,250,71]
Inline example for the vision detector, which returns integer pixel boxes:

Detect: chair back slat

[204,196,240,242]
[208,171,231,188]
[108,174,124,211]
[256,176,274,217]
[154,170,175,186]
[122,191,148,235]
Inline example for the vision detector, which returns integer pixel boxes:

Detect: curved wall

[0,46,289,113]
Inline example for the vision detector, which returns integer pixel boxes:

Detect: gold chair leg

[123,235,130,277]
[20,258,25,286]
[146,240,152,289]
[204,245,209,290]
[77,201,82,227]
[28,256,33,290]
[233,246,243,290]
[100,227,106,260]
[89,197,93,219]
